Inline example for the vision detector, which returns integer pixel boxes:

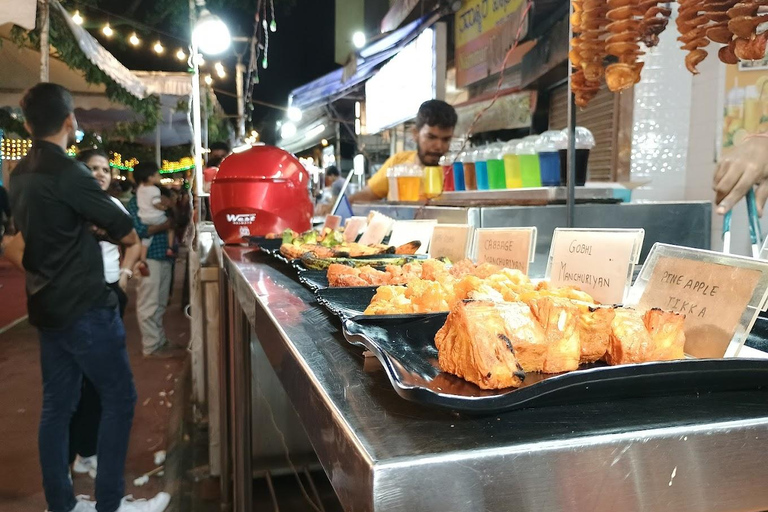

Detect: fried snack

[606,307,686,364]
[734,31,768,59]
[363,286,411,315]
[435,300,528,390]
[575,303,616,363]
[676,0,714,73]
[572,69,602,108]
[639,0,672,47]
[535,280,597,303]
[524,296,582,373]
[606,0,645,91]
[719,39,740,62]
[605,308,655,364]
[569,0,609,106]
[643,308,686,360]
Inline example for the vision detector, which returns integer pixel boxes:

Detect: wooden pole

[39,0,50,82]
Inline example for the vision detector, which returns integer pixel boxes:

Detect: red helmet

[210,145,312,243]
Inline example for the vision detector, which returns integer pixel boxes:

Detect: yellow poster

[722,59,768,158]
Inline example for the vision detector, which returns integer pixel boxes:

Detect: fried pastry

[643,308,686,360]
[435,300,528,390]
[521,296,582,373]
[606,307,685,364]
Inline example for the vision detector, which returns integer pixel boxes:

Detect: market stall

[217,244,768,512]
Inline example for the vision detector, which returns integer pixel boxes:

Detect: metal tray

[342,314,768,413]
[243,236,283,254]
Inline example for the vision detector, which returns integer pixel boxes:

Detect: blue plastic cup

[453,162,466,191]
[539,151,561,186]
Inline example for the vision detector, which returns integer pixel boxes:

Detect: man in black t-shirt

[10,83,169,512]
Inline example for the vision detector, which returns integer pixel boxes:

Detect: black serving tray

[297,270,330,291]
[342,314,768,414]
[244,236,283,254]
[315,287,381,318]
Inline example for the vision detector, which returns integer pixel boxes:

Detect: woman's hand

[714,136,768,215]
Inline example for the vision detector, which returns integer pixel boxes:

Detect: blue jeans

[38,306,137,512]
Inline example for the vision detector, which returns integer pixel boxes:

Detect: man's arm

[349,186,382,203]
[118,230,141,291]
[2,232,24,271]
[62,166,134,241]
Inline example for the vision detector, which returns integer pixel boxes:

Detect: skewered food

[329,259,502,287]
[280,240,420,260]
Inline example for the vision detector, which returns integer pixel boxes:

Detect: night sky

[77,0,337,144]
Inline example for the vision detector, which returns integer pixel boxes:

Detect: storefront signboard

[546,228,645,304]
[455,0,530,88]
[429,224,474,262]
[473,227,536,274]
[628,244,768,358]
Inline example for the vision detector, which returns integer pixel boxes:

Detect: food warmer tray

[342,314,768,414]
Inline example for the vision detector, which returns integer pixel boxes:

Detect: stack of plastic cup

[486,143,507,189]
[502,140,522,189]
[440,153,455,192]
[535,130,567,187]
[557,126,596,186]
[472,147,489,190]
[460,150,477,191]
[452,152,466,191]
[517,136,542,188]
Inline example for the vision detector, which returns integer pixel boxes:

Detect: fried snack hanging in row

[640,0,672,47]
[605,0,644,92]
[676,0,711,73]
[570,0,607,106]
[726,1,768,62]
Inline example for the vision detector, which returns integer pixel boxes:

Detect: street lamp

[193,9,231,55]
[191,7,232,198]
[287,106,302,122]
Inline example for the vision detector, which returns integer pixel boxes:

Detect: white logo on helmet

[239,226,251,237]
[226,213,256,225]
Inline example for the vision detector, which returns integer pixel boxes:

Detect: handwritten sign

[388,220,438,255]
[323,215,341,231]
[637,257,762,358]
[343,216,368,243]
[429,224,473,262]
[474,227,536,274]
[358,212,394,246]
[547,229,644,304]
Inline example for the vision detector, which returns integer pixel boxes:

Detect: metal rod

[303,467,326,512]
[236,57,246,141]
[565,2,576,228]
[39,0,50,82]
[264,471,281,512]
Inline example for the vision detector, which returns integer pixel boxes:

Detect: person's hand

[315,202,333,216]
[118,274,129,292]
[713,136,768,215]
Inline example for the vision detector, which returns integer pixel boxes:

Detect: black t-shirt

[9,140,134,329]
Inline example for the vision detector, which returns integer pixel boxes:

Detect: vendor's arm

[713,135,768,215]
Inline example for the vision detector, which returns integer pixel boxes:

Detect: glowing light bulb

[153,41,164,54]
[129,33,140,46]
[72,10,83,25]
[204,75,213,86]
[102,23,113,37]
[215,62,226,78]
[176,49,186,61]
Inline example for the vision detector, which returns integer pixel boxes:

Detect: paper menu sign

[474,228,537,274]
[343,216,368,243]
[388,220,438,255]
[429,224,473,262]
[546,228,645,304]
[358,212,394,245]
[323,215,341,231]
[631,249,765,358]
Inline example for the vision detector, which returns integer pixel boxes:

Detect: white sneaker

[116,493,171,512]
[72,456,98,479]
[45,495,96,512]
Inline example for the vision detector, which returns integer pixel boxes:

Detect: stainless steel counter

[222,247,768,512]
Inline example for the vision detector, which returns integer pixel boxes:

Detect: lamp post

[191,7,231,198]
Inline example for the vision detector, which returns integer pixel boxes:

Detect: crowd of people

[2,83,184,512]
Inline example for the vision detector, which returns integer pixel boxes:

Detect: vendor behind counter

[350,100,457,203]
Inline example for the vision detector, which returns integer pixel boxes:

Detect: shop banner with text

[455,0,530,88]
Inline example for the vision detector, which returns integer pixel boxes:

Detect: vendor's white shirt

[102,196,129,284]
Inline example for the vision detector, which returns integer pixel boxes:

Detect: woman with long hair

[68,149,142,477]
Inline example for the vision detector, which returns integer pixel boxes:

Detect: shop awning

[288,13,440,111]
[279,106,335,155]
[52,0,148,100]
